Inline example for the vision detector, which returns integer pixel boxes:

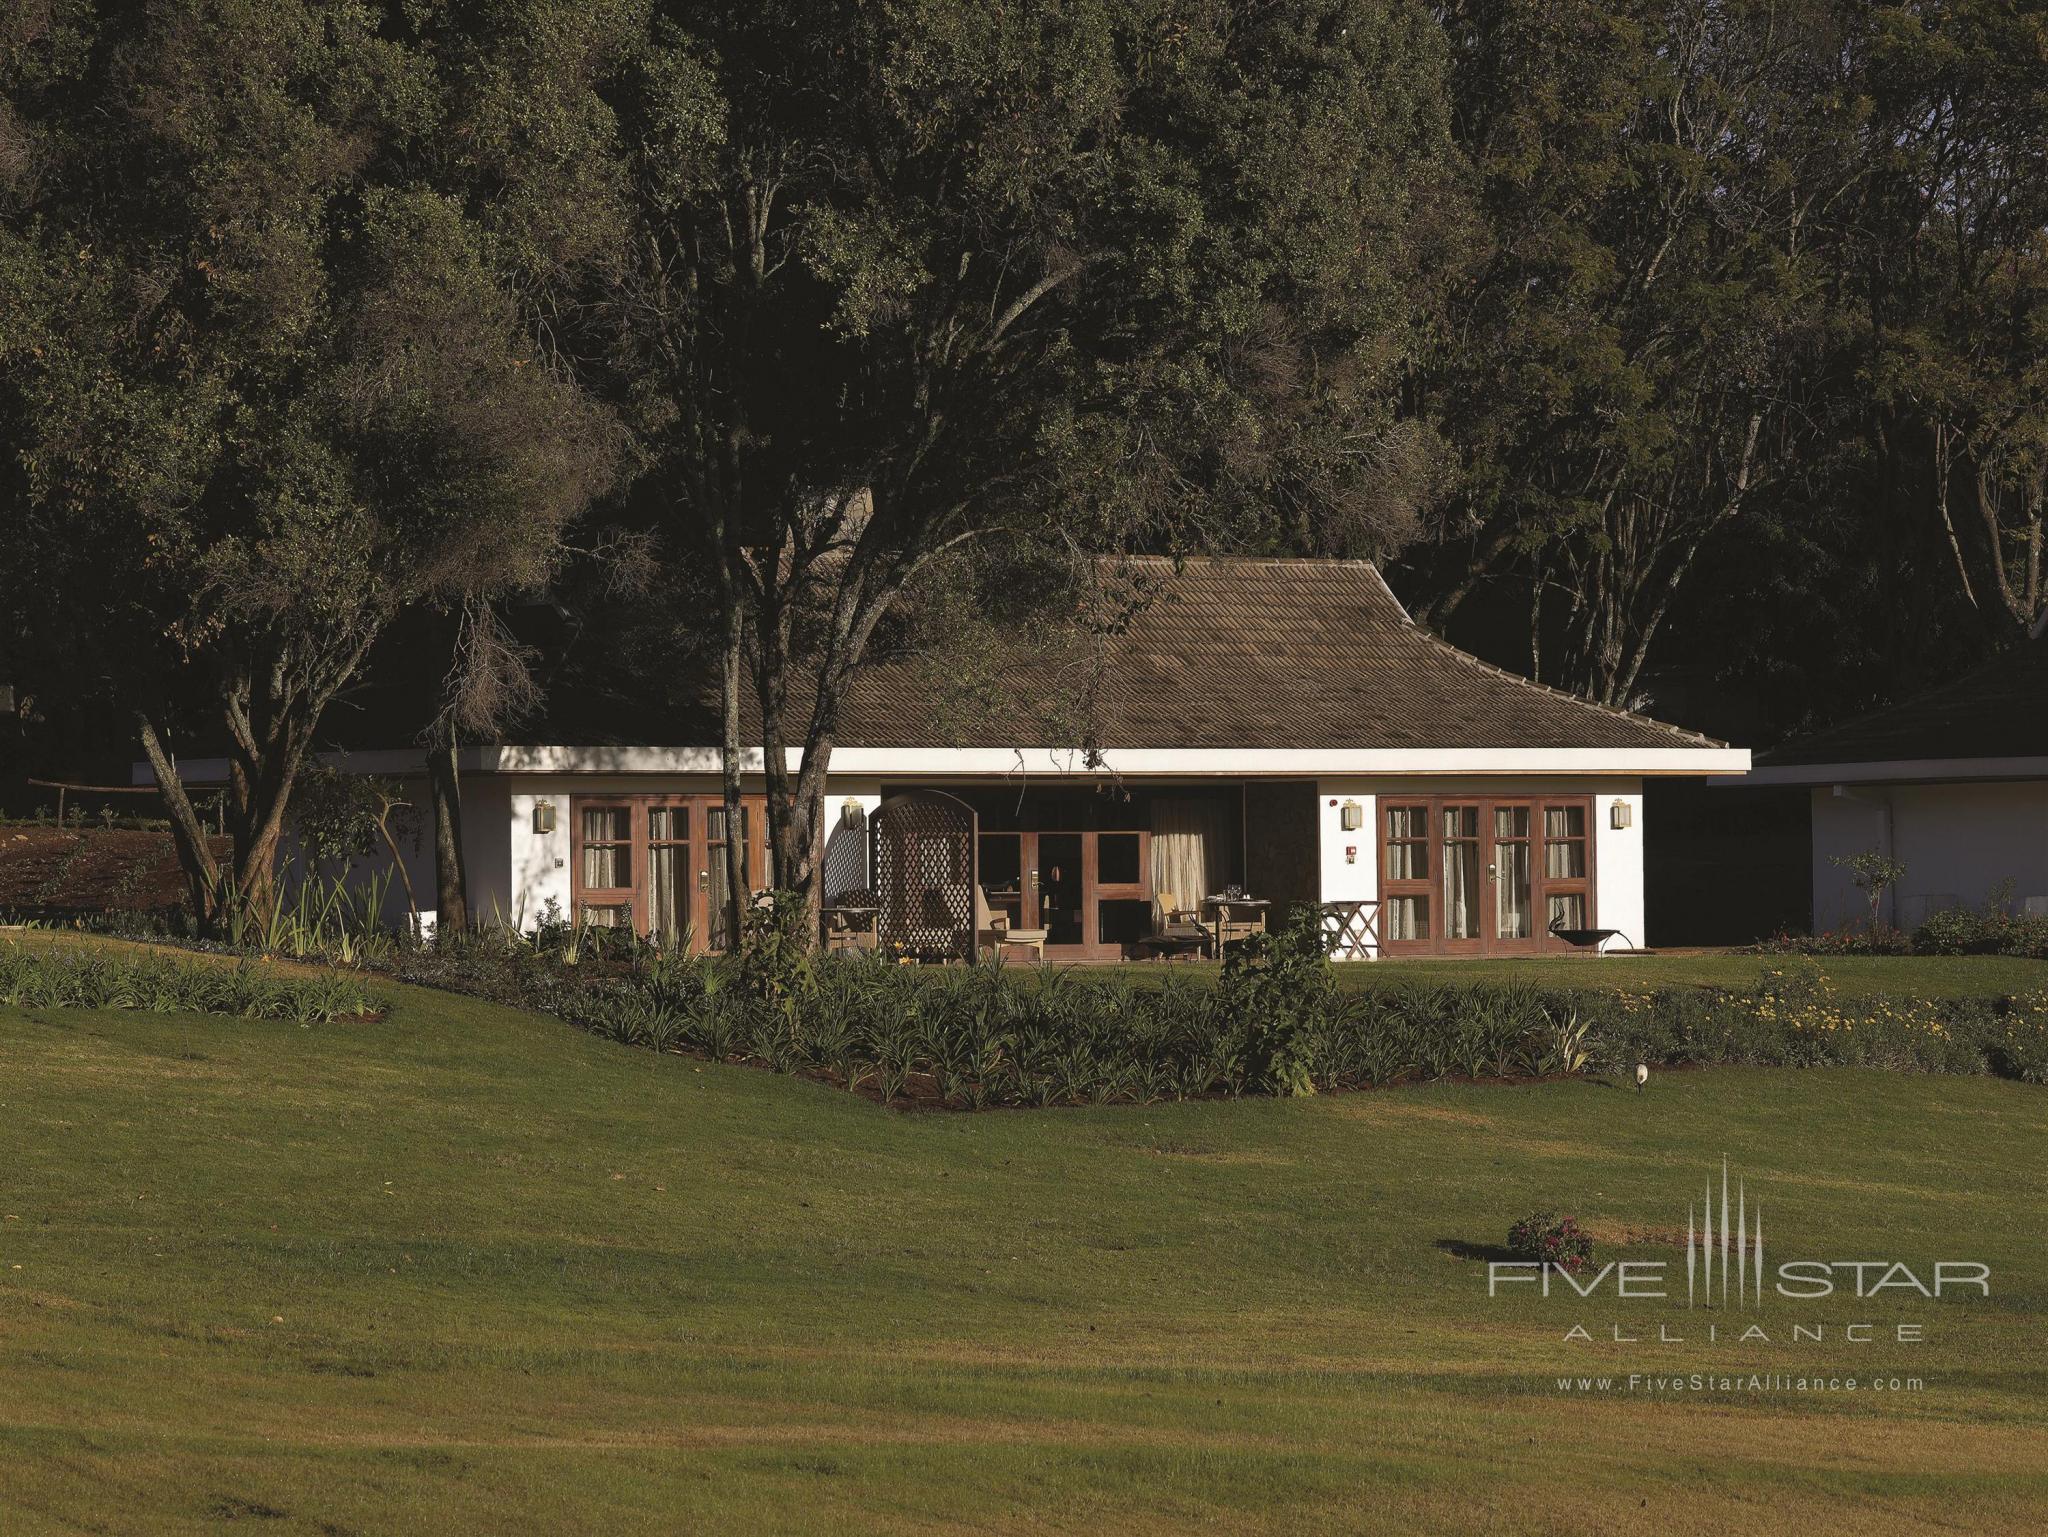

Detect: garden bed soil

[0,825,216,919]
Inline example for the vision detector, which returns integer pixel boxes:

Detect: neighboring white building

[1730,630,2048,932]
[140,559,1747,958]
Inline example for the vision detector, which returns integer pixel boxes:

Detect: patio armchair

[1148,891,1211,960]
[975,885,1046,964]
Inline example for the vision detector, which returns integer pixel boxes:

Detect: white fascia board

[794,746,1749,776]
[133,744,1753,783]
[1721,756,2048,789]
[140,743,1748,785]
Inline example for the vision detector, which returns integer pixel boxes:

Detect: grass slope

[1,965,2043,1534]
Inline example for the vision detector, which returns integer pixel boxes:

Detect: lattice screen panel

[871,791,980,962]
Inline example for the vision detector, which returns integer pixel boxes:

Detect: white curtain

[1151,798,1227,923]
[648,844,684,946]
[1496,840,1531,939]
[581,808,628,889]
[1544,805,1586,878]
[1443,808,1477,939]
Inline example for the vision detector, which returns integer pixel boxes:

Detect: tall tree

[584,0,1457,939]
[1,4,608,928]
[1857,0,2048,642]
[1414,0,1849,707]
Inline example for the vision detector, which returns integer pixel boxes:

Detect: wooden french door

[1379,796,1594,955]
[977,828,1152,961]
[570,794,768,952]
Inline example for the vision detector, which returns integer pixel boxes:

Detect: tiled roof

[1760,631,2048,768]
[827,557,1725,751]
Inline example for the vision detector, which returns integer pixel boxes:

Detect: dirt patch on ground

[1140,1143,1295,1166]
[1579,1220,1687,1247]
[0,826,218,920]
[1330,1102,1497,1129]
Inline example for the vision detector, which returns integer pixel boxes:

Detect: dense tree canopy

[533,0,1462,931]
[1408,0,2048,726]
[3,0,2044,930]
[0,3,609,925]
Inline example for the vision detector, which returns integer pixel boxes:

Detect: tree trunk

[428,743,468,934]
[137,714,224,934]
[719,604,748,951]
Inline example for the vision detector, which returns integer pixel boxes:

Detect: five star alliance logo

[1487,1155,1990,1307]
[1688,1157,1762,1308]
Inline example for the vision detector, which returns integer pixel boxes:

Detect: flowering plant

[1506,1211,1594,1273]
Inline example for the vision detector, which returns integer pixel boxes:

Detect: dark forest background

[1,1,2042,939]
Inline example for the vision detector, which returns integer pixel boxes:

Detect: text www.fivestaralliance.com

[1553,1374,1925,1394]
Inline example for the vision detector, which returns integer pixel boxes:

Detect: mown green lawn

[1,957,2043,1534]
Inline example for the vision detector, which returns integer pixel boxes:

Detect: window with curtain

[1150,797,1227,924]
[706,805,751,951]
[1384,805,1429,879]
[1381,806,1433,944]
[647,805,689,948]
[581,806,631,891]
[1547,891,1588,930]
[1543,803,1590,935]
[1494,806,1532,940]
[1442,806,1480,940]
[1386,895,1430,941]
[1544,805,1587,878]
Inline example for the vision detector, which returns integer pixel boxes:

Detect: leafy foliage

[1506,1212,1594,1274]
[0,4,610,928]
[381,944,2048,1107]
[0,942,376,1024]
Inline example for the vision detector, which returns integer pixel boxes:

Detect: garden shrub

[0,942,376,1023]
[514,957,2044,1103]
[1985,993,2048,1084]
[1759,922,1911,956]
[1218,904,1336,1096]
[1914,905,2048,960]
[364,928,2048,1108]
[1507,1211,1593,1273]
[1913,905,2001,955]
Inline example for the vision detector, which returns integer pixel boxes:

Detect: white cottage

[144,559,1747,958]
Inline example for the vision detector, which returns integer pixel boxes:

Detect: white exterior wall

[485,774,887,930]
[1595,789,1646,949]
[287,765,1665,949]
[1810,781,2048,931]
[504,786,574,927]
[1314,783,1378,916]
[1311,776,1645,957]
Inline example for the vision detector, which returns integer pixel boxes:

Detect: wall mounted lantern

[532,799,557,835]
[1610,799,1632,830]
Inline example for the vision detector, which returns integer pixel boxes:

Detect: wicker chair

[1148,890,1211,959]
[975,886,1046,964]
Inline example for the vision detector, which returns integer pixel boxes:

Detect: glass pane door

[978,833,1025,930]
[1441,806,1481,942]
[647,806,690,948]
[1493,805,1533,942]
[1036,833,1084,946]
[1093,831,1151,949]
[1542,803,1591,939]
